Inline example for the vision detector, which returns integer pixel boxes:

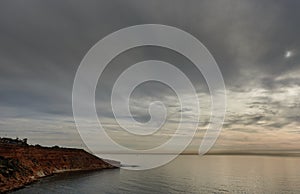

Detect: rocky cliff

[0,140,118,193]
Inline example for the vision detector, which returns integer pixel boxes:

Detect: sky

[0,0,300,154]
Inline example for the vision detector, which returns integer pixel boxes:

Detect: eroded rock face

[0,142,118,193]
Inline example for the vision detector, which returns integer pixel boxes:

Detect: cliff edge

[0,138,119,193]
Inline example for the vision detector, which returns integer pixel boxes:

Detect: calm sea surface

[13,155,300,194]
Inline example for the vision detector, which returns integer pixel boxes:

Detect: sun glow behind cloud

[285,51,293,58]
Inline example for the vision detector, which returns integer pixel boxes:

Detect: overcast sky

[0,0,300,153]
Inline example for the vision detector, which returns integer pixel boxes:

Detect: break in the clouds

[0,0,300,153]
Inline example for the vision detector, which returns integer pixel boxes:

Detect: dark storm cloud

[0,0,299,110]
[0,0,130,118]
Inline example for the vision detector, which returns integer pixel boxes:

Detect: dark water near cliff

[13,155,300,194]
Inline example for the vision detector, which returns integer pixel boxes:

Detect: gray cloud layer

[0,0,299,152]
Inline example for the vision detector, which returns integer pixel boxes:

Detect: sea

[13,155,300,194]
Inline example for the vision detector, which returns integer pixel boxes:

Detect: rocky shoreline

[0,138,119,193]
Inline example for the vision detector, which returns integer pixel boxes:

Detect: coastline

[7,167,119,193]
[0,138,119,193]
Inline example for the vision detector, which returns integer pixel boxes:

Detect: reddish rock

[0,141,118,193]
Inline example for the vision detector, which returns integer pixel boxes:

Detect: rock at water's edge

[0,139,119,193]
